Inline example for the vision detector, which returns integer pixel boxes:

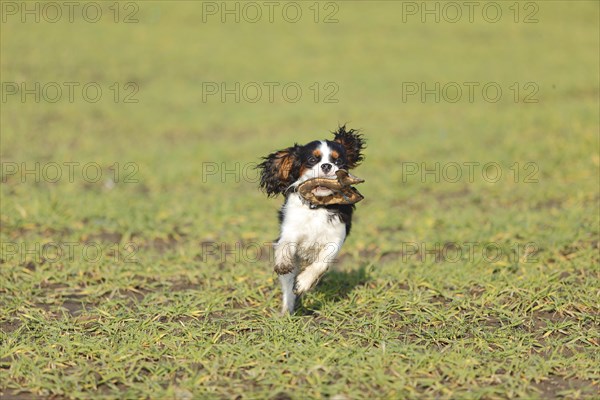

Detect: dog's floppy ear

[257,144,302,196]
[333,125,365,169]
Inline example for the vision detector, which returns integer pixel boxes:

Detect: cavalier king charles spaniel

[258,126,365,314]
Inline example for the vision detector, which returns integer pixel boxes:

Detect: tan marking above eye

[312,149,322,157]
[331,150,339,159]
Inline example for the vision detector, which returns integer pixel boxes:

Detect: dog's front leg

[293,241,342,295]
[278,272,298,315]
[274,238,298,275]
[274,238,299,314]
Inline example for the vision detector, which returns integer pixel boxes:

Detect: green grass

[1,1,599,399]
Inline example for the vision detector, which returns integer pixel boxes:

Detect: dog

[258,126,365,314]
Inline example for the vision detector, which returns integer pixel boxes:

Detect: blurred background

[1,1,599,397]
[2,2,597,248]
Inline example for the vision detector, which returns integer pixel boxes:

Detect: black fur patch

[325,204,354,236]
[332,125,366,169]
[257,145,303,196]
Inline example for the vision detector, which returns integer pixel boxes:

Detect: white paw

[293,273,317,295]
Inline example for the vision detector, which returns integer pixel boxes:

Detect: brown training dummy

[297,169,365,206]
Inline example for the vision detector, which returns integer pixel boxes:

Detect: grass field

[1,1,599,399]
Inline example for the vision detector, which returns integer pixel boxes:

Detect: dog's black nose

[321,163,332,173]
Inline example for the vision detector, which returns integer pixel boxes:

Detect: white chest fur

[275,192,348,312]
[279,193,347,247]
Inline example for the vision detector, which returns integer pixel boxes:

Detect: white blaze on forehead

[318,141,330,163]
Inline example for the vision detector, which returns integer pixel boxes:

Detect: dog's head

[258,126,365,197]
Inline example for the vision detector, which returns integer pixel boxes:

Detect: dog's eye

[308,156,317,164]
[334,158,343,165]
